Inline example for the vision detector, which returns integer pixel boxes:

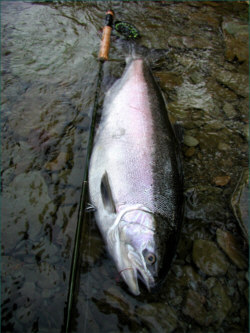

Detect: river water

[1,1,248,333]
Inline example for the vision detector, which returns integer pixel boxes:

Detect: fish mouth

[120,266,155,296]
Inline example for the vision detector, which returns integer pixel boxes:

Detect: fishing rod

[64,9,114,333]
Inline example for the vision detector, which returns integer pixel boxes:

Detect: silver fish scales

[89,57,183,295]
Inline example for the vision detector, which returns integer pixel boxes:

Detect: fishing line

[64,9,114,333]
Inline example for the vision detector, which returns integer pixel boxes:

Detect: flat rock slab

[192,239,229,276]
[183,289,213,326]
[216,229,247,269]
[137,302,178,333]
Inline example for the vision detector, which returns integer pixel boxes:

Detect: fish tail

[125,41,149,65]
[115,38,148,62]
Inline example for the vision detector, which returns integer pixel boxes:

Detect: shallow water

[1,1,248,333]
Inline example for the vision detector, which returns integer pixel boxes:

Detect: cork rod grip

[98,10,114,61]
[99,26,112,61]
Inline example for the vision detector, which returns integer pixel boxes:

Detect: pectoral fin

[85,203,97,213]
[100,171,116,213]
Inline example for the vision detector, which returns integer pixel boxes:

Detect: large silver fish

[89,57,183,295]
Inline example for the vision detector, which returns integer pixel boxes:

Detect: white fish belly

[89,59,155,232]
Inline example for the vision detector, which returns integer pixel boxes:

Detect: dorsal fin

[100,171,116,214]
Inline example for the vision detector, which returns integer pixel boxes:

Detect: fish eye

[145,252,156,265]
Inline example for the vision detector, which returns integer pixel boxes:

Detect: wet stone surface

[216,228,247,270]
[192,239,230,276]
[183,289,213,326]
[1,1,249,333]
[136,303,178,333]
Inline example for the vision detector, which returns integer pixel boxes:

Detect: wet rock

[34,262,60,289]
[58,186,80,207]
[243,287,248,302]
[184,36,212,49]
[204,277,217,289]
[2,141,35,178]
[45,152,69,171]
[218,142,230,151]
[192,239,229,276]
[184,186,227,223]
[240,307,248,328]
[1,167,15,190]
[42,289,53,299]
[14,239,36,264]
[183,135,199,147]
[184,146,196,157]
[216,229,247,269]
[65,163,83,188]
[137,303,178,333]
[168,36,185,49]
[75,296,100,333]
[214,68,248,98]
[237,279,247,294]
[43,296,67,331]
[206,78,238,101]
[27,127,58,155]
[238,99,249,121]
[2,172,56,253]
[174,264,202,290]
[226,285,236,297]
[155,72,183,90]
[242,123,249,140]
[174,54,197,69]
[227,264,238,282]
[54,205,78,254]
[19,281,38,302]
[167,102,187,119]
[2,255,25,283]
[15,305,36,325]
[188,8,220,29]
[8,87,68,140]
[223,102,237,118]
[104,286,131,314]
[171,295,183,306]
[189,71,204,85]
[224,34,248,64]
[31,238,60,264]
[222,21,247,36]
[204,120,224,131]
[85,234,105,266]
[213,175,230,186]
[183,289,212,326]
[178,80,215,113]
[222,20,248,63]
[209,281,232,326]
[168,35,211,50]
[51,158,83,189]
[231,169,248,241]
[237,270,246,280]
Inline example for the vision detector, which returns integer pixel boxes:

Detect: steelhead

[88,57,183,295]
